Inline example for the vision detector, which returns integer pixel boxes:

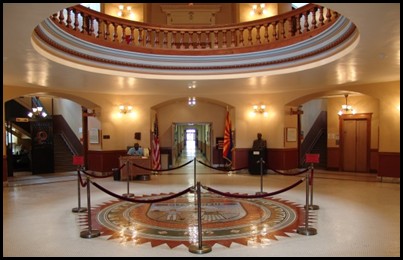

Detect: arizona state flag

[223,110,233,166]
[152,114,161,170]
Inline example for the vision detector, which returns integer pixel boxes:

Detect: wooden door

[340,113,371,172]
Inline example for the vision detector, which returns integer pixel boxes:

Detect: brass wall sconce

[253,104,268,116]
[250,3,267,16]
[119,105,133,114]
[117,5,135,20]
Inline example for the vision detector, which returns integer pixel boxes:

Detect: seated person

[127,142,143,156]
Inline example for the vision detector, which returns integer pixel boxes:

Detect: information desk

[119,156,151,181]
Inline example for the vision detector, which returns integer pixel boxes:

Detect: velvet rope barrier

[196,159,248,172]
[80,169,114,178]
[91,180,194,203]
[131,159,194,173]
[77,169,89,187]
[72,166,87,213]
[269,167,309,176]
[202,178,305,199]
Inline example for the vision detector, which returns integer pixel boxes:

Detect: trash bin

[112,168,120,181]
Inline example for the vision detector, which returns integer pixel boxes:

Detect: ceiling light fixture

[28,106,47,118]
[188,97,196,106]
[338,94,356,115]
[188,81,196,89]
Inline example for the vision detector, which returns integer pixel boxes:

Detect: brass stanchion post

[188,182,212,254]
[297,170,317,236]
[305,163,319,210]
[190,158,196,194]
[122,160,134,198]
[80,176,100,238]
[256,158,267,195]
[72,166,87,213]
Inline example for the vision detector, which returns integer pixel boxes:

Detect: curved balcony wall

[32,3,359,79]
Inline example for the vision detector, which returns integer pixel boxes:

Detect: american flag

[152,114,161,170]
[223,110,233,167]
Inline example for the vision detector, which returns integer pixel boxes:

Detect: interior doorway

[340,113,372,172]
[185,129,196,156]
[172,122,212,166]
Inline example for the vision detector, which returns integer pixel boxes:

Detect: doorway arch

[151,97,234,168]
[4,91,100,177]
[286,90,379,172]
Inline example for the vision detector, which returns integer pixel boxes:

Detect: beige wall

[4,80,399,158]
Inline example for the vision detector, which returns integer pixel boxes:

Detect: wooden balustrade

[49,4,339,56]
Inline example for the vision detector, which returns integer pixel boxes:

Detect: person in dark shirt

[127,142,143,156]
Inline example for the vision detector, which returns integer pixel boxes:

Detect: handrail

[59,132,79,156]
[300,111,327,166]
[52,115,83,155]
[48,4,339,56]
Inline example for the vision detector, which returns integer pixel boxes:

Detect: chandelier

[338,94,356,115]
[28,106,47,118]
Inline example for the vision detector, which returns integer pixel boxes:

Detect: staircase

[53,134,76,172]
[300,111,327,169]
[309,132,327,169]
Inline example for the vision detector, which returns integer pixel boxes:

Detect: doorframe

[339,113,372,172]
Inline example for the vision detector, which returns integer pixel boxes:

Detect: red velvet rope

[131,158,193,172]
[77,170,88,187]
[91,181,194,203]
[80,169,114,178]
[202,178,305,199]
[196,159,248,172]
[117,163,126,171]
[269,167,309,176]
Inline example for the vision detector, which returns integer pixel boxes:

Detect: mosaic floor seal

[78,192,306,248]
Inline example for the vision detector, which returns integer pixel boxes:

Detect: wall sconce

[117,5,135,20]
[338,94,356,116]
[28,106,47,118]
[188,97,196,106]
[253,104,268,116]
[250,3,267,16]
[119,105,133,114]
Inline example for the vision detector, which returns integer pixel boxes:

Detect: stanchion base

[188,244,212,254]
[122,193,135,198]
[255,191,267,196]
[297,226,317,236]
[72,207,87,213]
[304,204,319,210]
[80,229,101,238]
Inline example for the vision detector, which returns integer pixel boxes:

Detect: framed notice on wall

[285,127,297,142]
[89,128,100,144]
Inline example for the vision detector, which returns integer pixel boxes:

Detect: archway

[286,90,379,173]
[151,97,234,168]
[4,92,100,177]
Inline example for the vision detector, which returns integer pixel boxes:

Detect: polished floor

[3,142,400,257]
